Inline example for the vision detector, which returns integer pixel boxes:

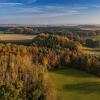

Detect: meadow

[83,47,100,55]
[82,35,100,41]
[50,68,100,100]
[82,35,100,55]
[91,35,100,40]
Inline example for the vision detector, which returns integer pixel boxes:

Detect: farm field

[92,35,100,40]
[83,47,100,55]
[82,35,100,55]
[80,28,100,31]
[0,34,35,41]
[82,35,100,41]
[50,68,100,100]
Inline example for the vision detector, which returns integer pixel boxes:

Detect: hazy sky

[0,0,100,25]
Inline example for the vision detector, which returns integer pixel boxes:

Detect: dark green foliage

[86,39,100,48]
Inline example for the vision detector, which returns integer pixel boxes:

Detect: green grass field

[83,47,100,55]
[87,35,100,40]
[50,68,100,100]
[82,35,100,41]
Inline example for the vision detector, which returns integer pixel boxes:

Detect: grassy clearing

[82,35,100,41]
[93,35,100,40]
[88,35,100,40]
[81,28,100,31]
[50,68,100,100]
[83,47,100,55]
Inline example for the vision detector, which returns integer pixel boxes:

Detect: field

[83,47,100,55]
[82,34,100,55]
[90,35,100,40]
[82,35,100,41]
[87,35,100,40]
[50,68,100,100]
[81,28,100,31]
[0,34,35,41]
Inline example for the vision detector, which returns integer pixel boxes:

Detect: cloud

[91,5,100,8]
[0,2,23,7]
[0,4,88,17]
[0,3,92,24]
[0,14,94,25]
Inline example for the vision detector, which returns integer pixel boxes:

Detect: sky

[0,0,100,25]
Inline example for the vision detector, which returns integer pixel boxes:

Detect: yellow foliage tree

[43,57,48,66]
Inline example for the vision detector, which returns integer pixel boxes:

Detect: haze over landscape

[0,0,100,24]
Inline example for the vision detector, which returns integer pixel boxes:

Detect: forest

[0,26,100,100]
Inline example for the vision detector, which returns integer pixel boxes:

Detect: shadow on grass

[63,82,100,94]
[53,68,95,78]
